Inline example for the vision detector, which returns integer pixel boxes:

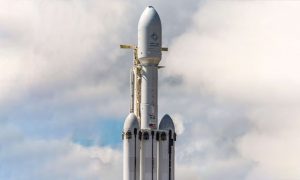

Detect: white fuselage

[122,6,176,180]
[140,65,158,130]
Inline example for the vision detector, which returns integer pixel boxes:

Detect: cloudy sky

[1,0,300,179]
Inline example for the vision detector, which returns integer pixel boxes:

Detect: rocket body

[138,6,161,130]
[140,65,158,130]
[122,6,177,180]
[138,7,160,180]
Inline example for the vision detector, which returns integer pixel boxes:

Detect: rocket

[121,6,177,180]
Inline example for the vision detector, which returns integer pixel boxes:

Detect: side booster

[123,113,140,180]
[158,115,176,180]
[122,6,177,180]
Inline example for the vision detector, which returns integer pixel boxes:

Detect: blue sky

[1,0,300,180]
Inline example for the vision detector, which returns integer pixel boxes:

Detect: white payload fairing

[121,6,177,180]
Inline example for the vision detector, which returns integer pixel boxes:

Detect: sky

[1,0,300,180]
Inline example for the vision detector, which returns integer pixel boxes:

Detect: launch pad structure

[120,45,168,120]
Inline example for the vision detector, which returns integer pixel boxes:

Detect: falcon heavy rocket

[121,6,177,180]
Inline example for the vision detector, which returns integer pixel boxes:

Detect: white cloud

[167,1,300,179]
[0,0,132,112]
[2,0,300,179]
[0,1,130,179]
[0,124,122,180]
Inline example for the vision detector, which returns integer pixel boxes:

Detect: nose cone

[138,6,161,30]
[159,114,175,131]
[138,6,162,65]
[123,113,140,131]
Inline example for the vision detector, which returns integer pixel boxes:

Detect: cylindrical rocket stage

[140,65,158,130]
[158,114,176,180]
[123,113,140,180]
[139,130,158,180]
